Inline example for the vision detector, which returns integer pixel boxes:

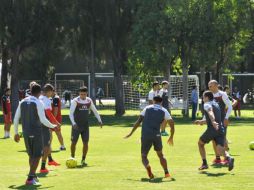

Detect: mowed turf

[0,109,253,190]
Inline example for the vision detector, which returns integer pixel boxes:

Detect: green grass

[0,109,254,190]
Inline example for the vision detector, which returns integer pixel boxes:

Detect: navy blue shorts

[71,127,89,144]
[200,128,225,146]
[141,136,162,155]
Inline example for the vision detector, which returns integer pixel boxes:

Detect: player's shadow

[51,150,61,153]
[126,177,176,183]
[210,164,228,168]
[199,171,229,177]
[17,150,27,153]
[8,184,54,189]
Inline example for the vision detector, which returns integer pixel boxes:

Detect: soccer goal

[123,75,200,110]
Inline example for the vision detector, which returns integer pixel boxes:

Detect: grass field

[0,109,253,190]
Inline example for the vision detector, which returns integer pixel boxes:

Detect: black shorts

[42,127,51,147]
[141,136,162,155]
[200,128,225,146]
[24,135,43,158]
[71,127,89,144]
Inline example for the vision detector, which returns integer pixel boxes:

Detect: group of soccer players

[126,79,235,179]
[11,82,102,186]
[2,78,236,185]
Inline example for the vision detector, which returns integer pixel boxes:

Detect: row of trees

[0,0,253,116]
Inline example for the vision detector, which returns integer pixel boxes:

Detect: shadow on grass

[199,171,229,177]
[126,177,176,183]
[8,185,54,189]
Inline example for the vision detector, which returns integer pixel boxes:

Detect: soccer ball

[66,158,77,168]
[249,141,254,150]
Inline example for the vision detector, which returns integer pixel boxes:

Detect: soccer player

[194,91,234,171]
[125,96,175,179]
[39,84,61,173]
[208,80,232,164]
[2,88,12,138]
[232,87,241,119]
[148,81,160,105]
[51,90,66,150]
[158,80,171,136]
[69,86,102,166]
[13,84,58,186]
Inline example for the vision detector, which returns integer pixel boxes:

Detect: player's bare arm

[167,119,175,145]
[124,115,144,138]
[207,108,219,130]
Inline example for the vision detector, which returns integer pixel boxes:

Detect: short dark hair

[4,88,10,93]
[192,85,197,89]
[218,84,223,91]
[152,81,159,88]
[31,84,41,95]
[223,85,229,91]
[43,84,54,92]
[79,86,88,92]
[153,95,163,103]
[203,90,214,101]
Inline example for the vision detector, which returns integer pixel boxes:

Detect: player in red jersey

[51,90,66,150]
[2,88,12,138]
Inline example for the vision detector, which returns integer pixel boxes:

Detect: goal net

[123,75,199,110]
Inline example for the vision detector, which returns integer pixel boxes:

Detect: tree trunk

[200,67,206,91]
[10,46,20,117]
[181,44,190,118]
[89,28,96,104]
[1,41,9,95]
[112,50,125,116]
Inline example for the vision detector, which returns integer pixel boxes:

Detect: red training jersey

[2,95,11,115]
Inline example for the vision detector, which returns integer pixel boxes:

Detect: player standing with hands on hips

[69,86,103,166]
[125,96,175,179]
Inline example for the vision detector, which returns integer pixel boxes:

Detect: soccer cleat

[60,146,66,151]
[161,131,169,136]
[221,159,229,165]
[165,173,171,178]
[48,160,61,166]
[212,158,222,164]
[198,164,208,170]
[40,168,49,173]
[81,160,87,167]
[228,158,235,171]
[25,179,41,186]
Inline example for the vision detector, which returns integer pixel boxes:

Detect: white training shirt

[148,90,160,101]
[213,90,232,119]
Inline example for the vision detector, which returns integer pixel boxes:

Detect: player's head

[223,85,230,94]
[29,81,37,90]
[153,95,163,105]
[161,81,169,89]
[43,83,54,97]
[234,86,238,92]
[79,86,88,99]
[4,88,11,95]
[152,81,160,90]
[192,85,197,90]
[203,90,214,103]
[208,80,218,93]
[31,84,41,98]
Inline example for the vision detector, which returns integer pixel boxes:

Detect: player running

[39,84,61,173]
[2,88,12,138]
[208,80,232,164]
[13,84,58,186]
[194,91,234,171]
[51,90,66,150]
[69,86,103,166]
[148,81,160,104]
[125,96,175,179]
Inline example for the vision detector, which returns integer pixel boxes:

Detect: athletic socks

[41,162,46,170]
[164,169,169,175]
[146,165,153,177]
[202,159,208,165]
[216,156,221,160]
[48,155,53,162]
[82,156,86,162]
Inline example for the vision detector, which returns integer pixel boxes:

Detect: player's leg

[71,128,80,158]
[40,128,51,173]
[47,130,60,166]
[80,128,89,166]
[141,137,154,179]
[212,140,222,164]
[55,129,66,150]
[215,135,234,171]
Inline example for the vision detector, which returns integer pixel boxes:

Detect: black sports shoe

[198,164,208,170]
[228,158,234,171]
